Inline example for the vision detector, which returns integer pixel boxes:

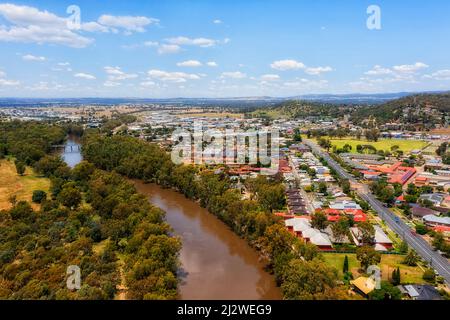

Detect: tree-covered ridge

[350,92,450,125]
[250,100,356,120]
[82,134,350,300]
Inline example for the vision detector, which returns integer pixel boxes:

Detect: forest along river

[61,139,281,300]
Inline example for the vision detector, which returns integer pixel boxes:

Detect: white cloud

[260,74,280,81]
[103,81,121,87]
[424,69,450,81]
[22,54,46,61]
[365,65,393,76]
[147,69,200,83]
[392,62,429,73]
[177,60,202,67]
[0,4,93,48]
[206,61,218,67]
[166,36,218,48]
[74,72,96,80]
[221,71,247,79]
[0,71,20,86]
[81,21,109,33]
[104,66,138,81]
[58,62,70,66]
[270,59,305,71]
[305,66,333,75]
[97,15,159,33]
[213,19,223,24]
[158,44,181,54]
[0,78,19,86]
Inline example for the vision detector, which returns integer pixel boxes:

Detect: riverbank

[133,181,282,300]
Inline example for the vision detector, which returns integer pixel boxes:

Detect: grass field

[0,159,50,211]
[310,137,429,153]
[322,253,426,284]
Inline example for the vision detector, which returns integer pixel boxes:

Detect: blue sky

[0,0,449,98]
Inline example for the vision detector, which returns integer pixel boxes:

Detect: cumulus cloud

[147,69,200,82]
[158,44,181,54]
[81,21,109,33]
[424,69,450,81]
[165,36,228,48]
[0,70,20,86]
[177,60,202,67]
[365,65,393,76]
[74,72,96,80]
[22,54,46,61]
[305,66,333,75]
[392,62,429,73]
[97,15,159,33]
[0,3,93,48]
[270,59,305,71]
[206,61,218,67]
[0,78,20,86]
[0,4,159,48]
[104,66,138,81]
[221,71,247,79]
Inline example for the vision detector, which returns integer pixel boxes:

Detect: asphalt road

[304,140,450,285]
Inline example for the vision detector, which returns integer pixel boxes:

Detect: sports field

[312,137,429,153]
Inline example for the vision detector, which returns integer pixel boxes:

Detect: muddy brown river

[60,141,281,300]
[133,181,282,300]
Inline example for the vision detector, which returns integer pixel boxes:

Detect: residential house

[398,285,443,300]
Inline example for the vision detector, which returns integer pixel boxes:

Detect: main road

[304,140,450,285]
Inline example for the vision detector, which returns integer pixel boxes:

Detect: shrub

[32,190,47,203]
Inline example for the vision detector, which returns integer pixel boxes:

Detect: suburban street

[304,140,450,285]
[286,154,315,214]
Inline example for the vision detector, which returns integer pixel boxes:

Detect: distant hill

[350,92,450,126]
[249,100,357,119]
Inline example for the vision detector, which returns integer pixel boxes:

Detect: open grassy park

[322,253,427,284]
[309,137,429,154]
[0,158,50,210]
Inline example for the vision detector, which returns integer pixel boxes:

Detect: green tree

[403,250,419,266]
[58,185,82,208]
[357,222,375,245]
[391,267,401,285]
[15,160,26,175]
[356,246,381,271]
[369,281,402,300]
[343,255,349,274]
[398,240,408,254]
[422,269,436,283]
[331,217,350,243]
[311,212,328,230]
[32,190,47,203]
[281,259,345,300]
